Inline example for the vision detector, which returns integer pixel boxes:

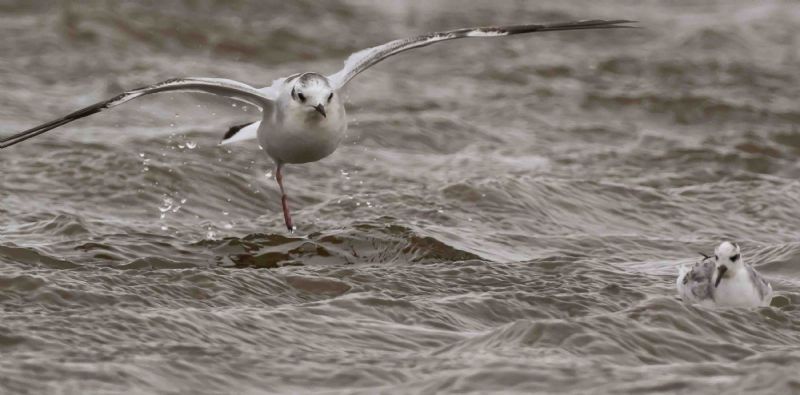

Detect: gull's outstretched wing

[0,78,274,148]
[328,19,636,89]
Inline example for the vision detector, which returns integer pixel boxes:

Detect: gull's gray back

[678,258,715,303]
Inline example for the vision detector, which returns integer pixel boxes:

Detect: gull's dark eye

[297,92,306,103]
[327,92,334,103]
[730,254,740,262]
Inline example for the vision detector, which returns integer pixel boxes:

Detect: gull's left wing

[220,121,259,145]
[0,78,274,148]
[328,19,636,89]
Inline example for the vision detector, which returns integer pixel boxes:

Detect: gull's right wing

[327,19,636,89]
[677,256,715,304]
[0,78,274,148]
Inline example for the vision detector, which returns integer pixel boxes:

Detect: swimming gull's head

[713,241,742,287]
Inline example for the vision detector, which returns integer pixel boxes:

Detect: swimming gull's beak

[715,265,728,288]
[314,104,326,118]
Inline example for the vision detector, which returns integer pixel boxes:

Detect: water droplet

[159,197,174,213]
[232,103,237,107]
[178,143,185,149]
[161,225,168,231]
[186,141,196,149]
[180,198,187,204]
[224,223,233,229]
[138,153,145,158]
[265,171,273,178]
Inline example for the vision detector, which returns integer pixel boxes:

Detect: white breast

[713,271,765,308]
[258,96,347,164]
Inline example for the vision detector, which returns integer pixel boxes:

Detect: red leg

[275,164,294,232]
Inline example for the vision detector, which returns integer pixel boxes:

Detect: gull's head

[289,73,334,118]
[713,241,742,287]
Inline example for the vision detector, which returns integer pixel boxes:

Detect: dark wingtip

[222,121,255,141]
[698,252,711,260]
[527,19,640,34]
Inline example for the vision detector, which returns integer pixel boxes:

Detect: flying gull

[0,19,636,231]
[677,242,773,308]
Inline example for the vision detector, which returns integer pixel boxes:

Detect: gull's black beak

[314,104,326,118]
[715,265,728,288]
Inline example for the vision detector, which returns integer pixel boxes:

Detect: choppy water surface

[1,1,800,393]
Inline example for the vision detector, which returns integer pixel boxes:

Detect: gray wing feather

[0,78,274,148]
[745,265,773,303]
[328,19,636,88]
[678,258,715,303]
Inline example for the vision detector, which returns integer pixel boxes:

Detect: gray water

[1,1,800,393]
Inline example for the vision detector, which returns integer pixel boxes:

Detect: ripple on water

[1,0,800,393]
[203,222,482,268]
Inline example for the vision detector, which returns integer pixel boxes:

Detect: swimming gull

[677,241,773,308]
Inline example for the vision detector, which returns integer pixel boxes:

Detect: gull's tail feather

[220,121,260,145]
